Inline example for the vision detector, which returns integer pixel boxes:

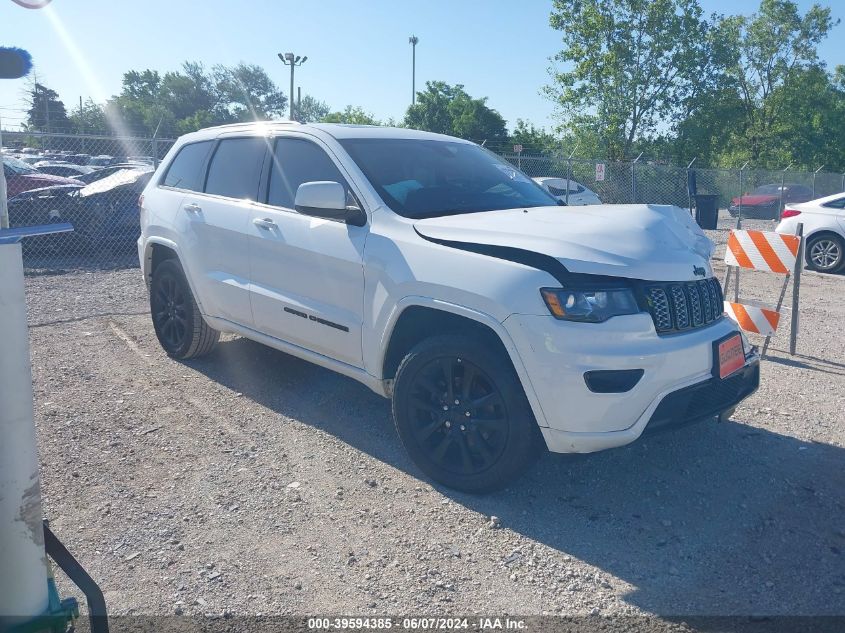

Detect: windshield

[338,138,558,219]
[3,155,38,175]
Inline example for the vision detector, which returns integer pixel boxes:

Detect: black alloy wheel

[407,355,509,476]
[392,334,540,493]
[152,270,189,350]
[149,259,219,359]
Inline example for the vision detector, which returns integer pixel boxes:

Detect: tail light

[781,209,801,218]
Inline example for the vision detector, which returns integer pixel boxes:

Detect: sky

[0,0,843,136]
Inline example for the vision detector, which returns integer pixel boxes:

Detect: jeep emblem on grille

[693,265,706,277]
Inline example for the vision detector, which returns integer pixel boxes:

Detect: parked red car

[729,183,813,219]
[3,155,82,197]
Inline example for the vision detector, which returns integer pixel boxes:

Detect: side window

[204,137,267,200]
[162,140,213,191]
[268,138,349,209]
[823,197,845,209]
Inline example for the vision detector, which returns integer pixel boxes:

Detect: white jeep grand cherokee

[138,122,759,492]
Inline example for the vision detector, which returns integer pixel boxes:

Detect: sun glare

[42,4,134,142]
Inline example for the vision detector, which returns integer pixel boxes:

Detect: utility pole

[409,35,419,105]
[44,87,50,134]
[278,52,307,121]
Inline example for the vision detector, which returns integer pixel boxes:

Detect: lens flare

[41,4,135,147]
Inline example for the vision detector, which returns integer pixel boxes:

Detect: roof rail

[201,120,301,132]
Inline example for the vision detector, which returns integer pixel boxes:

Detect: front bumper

[503,313,760,454]
[538,354,759,454]
[641,359,759,435]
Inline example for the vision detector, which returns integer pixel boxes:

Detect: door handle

[253,217,276,230]
[184,203,202,214]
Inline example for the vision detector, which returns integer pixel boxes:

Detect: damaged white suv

[138,122,759,492]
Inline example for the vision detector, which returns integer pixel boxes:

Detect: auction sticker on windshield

[715,334,744,379]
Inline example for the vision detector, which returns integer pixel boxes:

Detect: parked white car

[532,176,602,205]
[776,192,845,273]
[138,122,759,492]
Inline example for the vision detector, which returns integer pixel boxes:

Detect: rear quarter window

[161,140,213,191]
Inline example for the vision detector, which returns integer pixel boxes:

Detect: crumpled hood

[414,204,715,282]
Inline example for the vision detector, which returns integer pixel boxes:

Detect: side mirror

[294,181,366,226]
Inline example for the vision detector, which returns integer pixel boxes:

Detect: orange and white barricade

[725,230,800,274]
[723,226,804,356]
[723,301,781,336]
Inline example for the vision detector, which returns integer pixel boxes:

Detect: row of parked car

[15,148,155,168]
[532,177,820,221]
[3,150,154,249]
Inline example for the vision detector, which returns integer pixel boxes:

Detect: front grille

[645,277,723,334]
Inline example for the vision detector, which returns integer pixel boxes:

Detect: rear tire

[392,334,541,493]
[805,233,844,273]
[149,259,219,359]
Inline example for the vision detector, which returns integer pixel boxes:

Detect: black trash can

[694,194,719,230]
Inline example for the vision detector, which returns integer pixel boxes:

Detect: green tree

[25,81,72,133]
[509,119,560,154]
[107,61,287,136]
[756,66,845,170]
[106,69,169,135]
[295,95,331,122]
[545,0,723,159]
[212,62,287,122]
[404,81,507,143]
[834,64,845,91]
[322,105,381,125]
[159,63,217,125]
[69,98,109,135]
[722,0,838,165]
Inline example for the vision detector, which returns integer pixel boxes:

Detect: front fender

[139,236,208,316]
[368,296,550,428]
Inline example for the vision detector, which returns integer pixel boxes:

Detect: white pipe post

[778,163,792,222]
[790,223,804,356]
[0,242,49,621]
[565,144,577,206]
[812,165,824,199]
[631,152,643,203]
[1,121,9,229]
[686,156,697,218]
[737,161,749,230]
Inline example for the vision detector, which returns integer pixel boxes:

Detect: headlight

[540,287,640,323]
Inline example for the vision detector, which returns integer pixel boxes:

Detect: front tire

[150,259,219,359]
[805,234,844,273]
[392,334,540,493]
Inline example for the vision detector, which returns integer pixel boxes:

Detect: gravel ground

[22,211,845,627]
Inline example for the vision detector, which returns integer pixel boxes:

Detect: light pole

[409,36,418,105]
[278,52,307,121]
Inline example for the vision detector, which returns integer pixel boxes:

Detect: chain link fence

[2,131,174,270]
[497,152,845,210]
[3,131,844,271]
